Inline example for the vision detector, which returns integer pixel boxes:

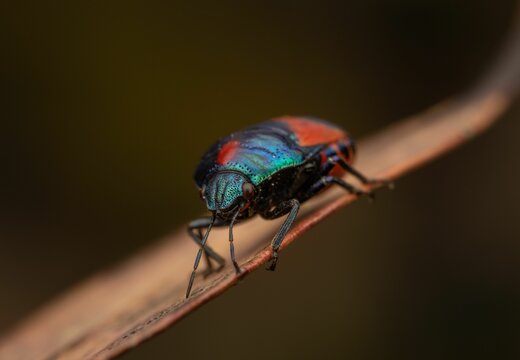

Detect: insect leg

[197,228,215,276]
[186,214,218,298]
[302,175,373,202]
[188,217,226,276]
[320,141,391,187]
[263,199,300,271]
[228,208,242,274]
[334,157,391,187]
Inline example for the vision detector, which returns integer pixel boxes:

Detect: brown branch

[2,6,520,360]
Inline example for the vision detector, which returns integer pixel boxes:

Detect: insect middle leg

[262,199,300,272]
[188,217,226,277]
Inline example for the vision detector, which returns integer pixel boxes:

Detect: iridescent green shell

[195,122,314,187]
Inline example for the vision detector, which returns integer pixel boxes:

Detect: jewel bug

[186,116,386,297]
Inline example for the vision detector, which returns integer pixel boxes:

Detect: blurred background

[1,0,520,359]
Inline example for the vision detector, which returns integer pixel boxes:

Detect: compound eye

[199,185,206,200]
[242,182,255,200]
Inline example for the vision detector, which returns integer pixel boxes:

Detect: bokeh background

[1,1,520,359]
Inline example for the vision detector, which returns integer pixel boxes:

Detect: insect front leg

[262,199,301,271]
[188,217,226,277]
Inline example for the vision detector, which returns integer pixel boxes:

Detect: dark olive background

[1,1,520,359]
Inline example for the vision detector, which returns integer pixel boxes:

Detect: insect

[186,116,385,298]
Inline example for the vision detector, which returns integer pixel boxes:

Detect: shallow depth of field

[1,1,520,359]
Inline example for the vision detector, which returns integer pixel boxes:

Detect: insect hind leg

[302,175,373,203]
[321,143,392,188]
[339,160,391,188]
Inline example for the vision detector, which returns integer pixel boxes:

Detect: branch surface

[1,6,520,360]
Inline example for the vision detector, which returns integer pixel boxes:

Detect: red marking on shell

[217,140,239,164]
[330,165,346,177]
[330,143,347,176]
[341,138,356,164]
[276,116,347,146]
[332,143,344,160]
[319,150,328,165]
[320,146,346,177]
